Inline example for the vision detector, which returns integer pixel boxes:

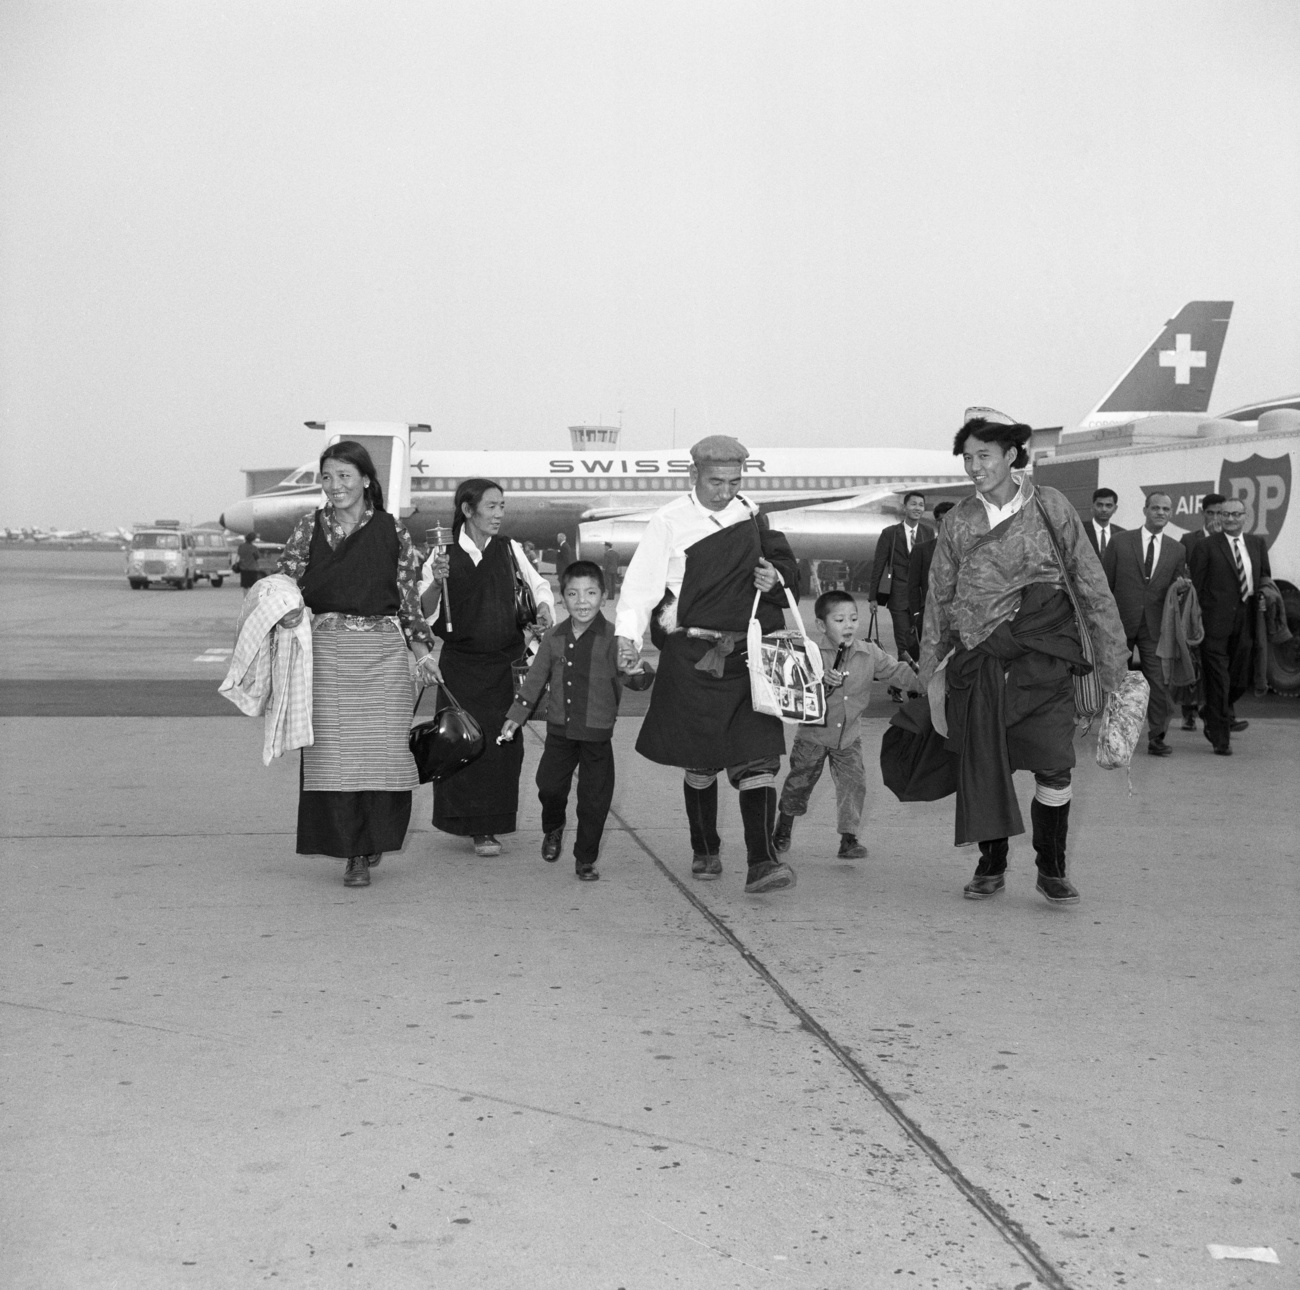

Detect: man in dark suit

[907,501,955,637]
[1176,493,1225,729]
[1082,488,1125,558]
[1188,497,1270,755]
[869,492,934,684]
[1102,492,1187,756]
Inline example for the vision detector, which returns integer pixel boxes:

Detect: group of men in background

[1079,486,1270,756]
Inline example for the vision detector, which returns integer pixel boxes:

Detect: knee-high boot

[1031,798,1079,903]
[683,778,720,858]
[738,786,796,892]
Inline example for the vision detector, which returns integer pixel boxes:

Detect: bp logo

[1220,453,1291,549]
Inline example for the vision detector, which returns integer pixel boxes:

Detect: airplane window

[509,479,520,490]
[561,479,572,490]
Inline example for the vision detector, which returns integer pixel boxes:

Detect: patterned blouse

[277,505,433,651]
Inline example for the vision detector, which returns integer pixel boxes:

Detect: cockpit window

[132,533,180,549]
[284,468,320,486]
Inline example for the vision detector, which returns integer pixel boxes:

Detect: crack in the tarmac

[605,797,1078,1290]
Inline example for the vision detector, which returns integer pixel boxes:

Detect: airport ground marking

[603,789,1078,1290]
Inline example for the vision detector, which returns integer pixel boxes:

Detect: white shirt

[1092,519,1114,550]
[1140,527,1163,572]
[614,491,760,643]
[977,474,1029,529]
[1227,534,1254,597]
[418,530,554,625]
[904,522,920,552]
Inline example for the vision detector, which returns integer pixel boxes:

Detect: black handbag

[409,683,486,785]
[509,542,538,631]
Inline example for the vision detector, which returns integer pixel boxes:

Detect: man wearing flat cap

[615,435,801,893]
[914,409,1126,905]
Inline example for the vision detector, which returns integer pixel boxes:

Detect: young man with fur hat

[917,410,1127,904]
[615,435,801,893]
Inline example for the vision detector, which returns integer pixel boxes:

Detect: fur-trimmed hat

[689,434,749,464]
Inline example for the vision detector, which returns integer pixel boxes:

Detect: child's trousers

[778,737,866,835]
[536,730,616,866]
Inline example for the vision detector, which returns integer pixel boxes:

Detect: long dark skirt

[432,647,525,836]
[297,764,412,857]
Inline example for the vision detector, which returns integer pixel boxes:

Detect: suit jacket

[906,538,937,621]
[1083,519,1125,558]
[870,521,934,604]
[1101,527,1188,641]
[1189,532,1270,640]
[1180,528,1209,555]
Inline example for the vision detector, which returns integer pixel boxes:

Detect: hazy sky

[2,0,1297,529]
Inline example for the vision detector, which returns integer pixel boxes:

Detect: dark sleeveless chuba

[431,536,528,837]
[300,509,401,617]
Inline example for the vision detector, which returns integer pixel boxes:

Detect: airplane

[221,301,1249,563]
[221,439,971,562]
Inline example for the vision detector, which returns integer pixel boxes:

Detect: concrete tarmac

[1,549,1296,1288]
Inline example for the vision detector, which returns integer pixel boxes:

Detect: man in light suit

[1083,488,1125,558]
[1102,492,1187,756]
[869,492,934,692]
[1189,497,1271,755]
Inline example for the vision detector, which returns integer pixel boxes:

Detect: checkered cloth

[219,573,315,765]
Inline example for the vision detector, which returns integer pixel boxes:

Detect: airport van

[190,527,235,586]
[125,521,232,589]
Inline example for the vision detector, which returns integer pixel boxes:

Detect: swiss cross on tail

[1081,301,1232,429]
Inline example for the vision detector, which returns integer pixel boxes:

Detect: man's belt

[675,626,745,678]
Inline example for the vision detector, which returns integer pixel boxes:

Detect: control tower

[568,424,621,451]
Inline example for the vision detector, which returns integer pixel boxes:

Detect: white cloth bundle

[219,573,314,765]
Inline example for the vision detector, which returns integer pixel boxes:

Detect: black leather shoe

[837,834,867,859]
[1147,741,1172,757]
[1230,719,1249,733]
[1213,744,1233,756]
[1180,714,1197,731]
[691,852,722,880]
[344,856,370,887]
[541,828,563,862]
[1036,873,1079,904]
[367,853,382,868]
[963,873,1005,899]
[575,862,599,881]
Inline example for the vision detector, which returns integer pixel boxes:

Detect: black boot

[739,787,796,893]
[1032,799,1079,904]
[963,838,1007,899]
[685,778,722,879]
[772,810,794,854]
[344,855,370,888]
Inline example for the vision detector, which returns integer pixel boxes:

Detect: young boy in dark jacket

[501,561,653,880]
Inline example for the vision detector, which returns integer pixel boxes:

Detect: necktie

[1099,526,1108,554]
[1142,534,1155,579]
[906,526,914,552]
[1233,539,1249,600]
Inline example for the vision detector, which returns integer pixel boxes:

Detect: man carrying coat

[1189,497,1270,755]
[1102,492,1187,756]
[870,492,933,697]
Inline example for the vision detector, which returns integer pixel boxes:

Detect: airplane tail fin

[1080,301,1232,430]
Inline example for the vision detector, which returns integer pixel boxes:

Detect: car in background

[126,520,218,589]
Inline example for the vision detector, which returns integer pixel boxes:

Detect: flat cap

[690,434,749,463]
